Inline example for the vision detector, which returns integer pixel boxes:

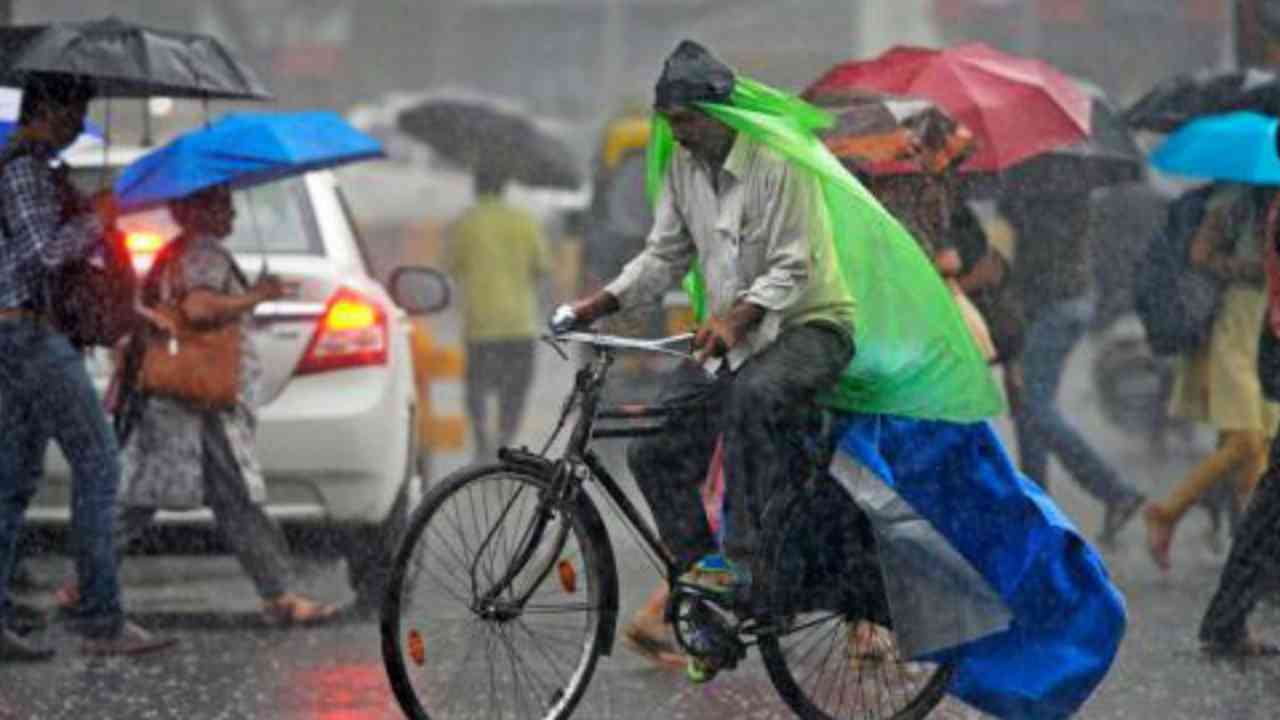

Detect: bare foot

[622,619,686,670]
[1144,504,1174,572]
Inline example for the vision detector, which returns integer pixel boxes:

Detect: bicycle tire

[756,483,953,720]
[382,462,610,720]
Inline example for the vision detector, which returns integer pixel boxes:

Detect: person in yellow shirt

[445,168,552,459]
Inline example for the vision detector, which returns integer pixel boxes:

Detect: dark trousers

[0,318,124,638]
[626,324,853,572]
[114,415,291,600]
[1199,430,1280,644]
[465,339,536,459]
[1013,297,1139,505]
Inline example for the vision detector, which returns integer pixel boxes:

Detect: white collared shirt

[605,133,854,367]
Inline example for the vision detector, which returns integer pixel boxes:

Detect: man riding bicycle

[554,41,855,603]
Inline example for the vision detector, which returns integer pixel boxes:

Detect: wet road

[4,324,1280,719]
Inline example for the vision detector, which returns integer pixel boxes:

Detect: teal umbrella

[1150,110,1280,185]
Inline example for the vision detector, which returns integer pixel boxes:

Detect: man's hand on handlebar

[693,301,765,363]
[549,291,620,334]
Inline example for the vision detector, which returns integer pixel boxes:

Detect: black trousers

[626,324,853,573]
[1199,429,1280,644]
[465,339,536,458]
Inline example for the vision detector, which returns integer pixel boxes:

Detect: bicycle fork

[471,464,576,620]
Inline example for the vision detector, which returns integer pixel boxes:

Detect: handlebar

[544,331,697,361]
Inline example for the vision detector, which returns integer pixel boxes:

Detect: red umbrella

[805,43,1091,172]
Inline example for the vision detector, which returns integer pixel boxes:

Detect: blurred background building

[3,1,1269,290]
[8,1,1257,144]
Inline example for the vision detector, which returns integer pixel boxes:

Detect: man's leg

[1199,436,1280,648]
[626,363,723,573]
[496,340,536,449]
[33,331,124,639]
[465,342,493,460]
[1018,300,1138,506]
[720,324,853,570]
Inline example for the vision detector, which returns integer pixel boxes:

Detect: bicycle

[381,331,953,720]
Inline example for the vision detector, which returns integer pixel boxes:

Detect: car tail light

[125,231,166,258]
[295,287,388,375]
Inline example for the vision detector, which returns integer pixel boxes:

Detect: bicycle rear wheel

[382,463,610,720]
[756,482,952,720]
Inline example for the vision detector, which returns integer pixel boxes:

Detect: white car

[27,144,450,607]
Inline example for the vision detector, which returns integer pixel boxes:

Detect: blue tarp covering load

[832,415,1127,719]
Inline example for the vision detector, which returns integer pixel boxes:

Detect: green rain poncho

[648,46,1004,422]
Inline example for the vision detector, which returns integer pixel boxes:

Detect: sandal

[1202,636,1280,658]
[621,621,686,670]
[262,593,339,627]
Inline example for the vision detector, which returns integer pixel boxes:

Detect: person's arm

[177,247,283,326]
[1189,202,1265,284]
[957,249,1006,293]
[181,282,282,326]
[0,155,102,269]
[695,163,814,360]
[589,179,695,318]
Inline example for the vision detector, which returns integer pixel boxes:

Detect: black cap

[654,40,734,110]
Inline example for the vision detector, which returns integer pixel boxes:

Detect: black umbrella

[0,17,272,100]
[397,94,581,189]
[965,90,1143,197]
[1124,67,1280,134]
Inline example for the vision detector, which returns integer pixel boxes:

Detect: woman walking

[1145,184,1280,570]
[58,185,336,624]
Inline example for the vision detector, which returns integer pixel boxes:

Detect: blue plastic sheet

[833,414,1126,719]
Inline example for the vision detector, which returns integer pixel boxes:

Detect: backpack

[0,141,138,348]
[1132,185,1221,356]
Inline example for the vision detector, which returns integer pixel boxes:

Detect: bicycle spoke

[387,466,604,720]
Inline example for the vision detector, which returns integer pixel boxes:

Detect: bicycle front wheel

[382,463,610,720]
[756,481,952,720]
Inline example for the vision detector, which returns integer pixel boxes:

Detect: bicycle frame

[499,336,690,585]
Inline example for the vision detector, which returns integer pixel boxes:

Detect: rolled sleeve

[742,163,813,312]
[604,183,694,309]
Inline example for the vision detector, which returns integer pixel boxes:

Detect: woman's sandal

[261,593,340,627]
[621,621,687,670]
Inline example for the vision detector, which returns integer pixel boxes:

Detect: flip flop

[261,594,341,627]
[622,622,686,670]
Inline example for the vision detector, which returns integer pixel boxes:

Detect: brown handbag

[139,307,240,410]
[136,238,244,411]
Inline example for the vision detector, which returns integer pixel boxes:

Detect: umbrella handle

[245,185,270,281]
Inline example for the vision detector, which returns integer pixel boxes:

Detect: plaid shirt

[0,142,102,309]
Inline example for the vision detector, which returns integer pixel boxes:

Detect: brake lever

[542,334,570,361]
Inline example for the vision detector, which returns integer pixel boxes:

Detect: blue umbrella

[115,110,383,211]
[1150,110,1280,185]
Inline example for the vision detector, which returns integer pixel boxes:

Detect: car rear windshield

[70,168,323,255]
